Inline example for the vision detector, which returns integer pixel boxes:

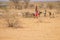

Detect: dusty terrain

[0,9,60,40]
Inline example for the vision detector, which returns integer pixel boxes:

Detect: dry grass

[0,8,60,40]
[0,1,60,40]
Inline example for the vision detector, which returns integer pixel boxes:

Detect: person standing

[35,5,39,18]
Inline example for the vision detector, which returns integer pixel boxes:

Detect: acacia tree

[23,0,30,9]
[9,0,22,9]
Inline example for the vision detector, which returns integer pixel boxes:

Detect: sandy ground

[0,10,60,40]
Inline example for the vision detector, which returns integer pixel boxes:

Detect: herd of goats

[21,10,55,18]
[0,10,55,19]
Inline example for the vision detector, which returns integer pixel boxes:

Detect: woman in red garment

[35,5,39,18]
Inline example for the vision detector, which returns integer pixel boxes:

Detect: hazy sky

[32,0,60,1]
[0,0,60,1]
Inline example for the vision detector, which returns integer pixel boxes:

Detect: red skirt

[35,12,39,17]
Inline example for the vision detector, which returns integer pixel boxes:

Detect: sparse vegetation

[0,1,60,28]
[23,0,30,9]
[0,1,60,40]
[1,9,20,28]
[9,0,22,9]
